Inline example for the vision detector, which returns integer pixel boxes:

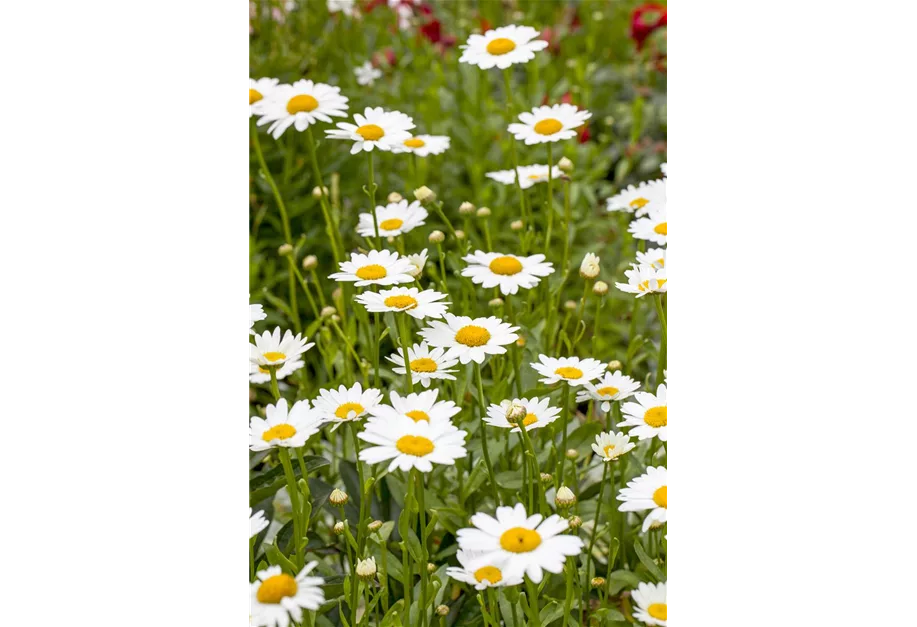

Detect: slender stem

[398,314,414,392]
[525,577,541,627]
[584,461,609,606]
[269,368,281,404]
[304,128,343,262]
[403,470,414,614]
[415,470,429,627]
[563,555,575,624]
[350,423,367,555]
[373,311,382,388]
[653,293,667,387]
[278,448,303,568]
[545,143,554,253]
[562,179,572,275]
[475,362,500,505]
[557,384,571,484]
[503,69,528,223]
[368,151,381,247]
[487,588,500,626]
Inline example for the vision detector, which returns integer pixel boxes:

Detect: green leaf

[634,539,665,581]
[264,542,297,575]
[249,456,330,505]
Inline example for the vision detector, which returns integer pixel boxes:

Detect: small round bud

[591,577,606,588]
[458,201,476,215]
[454,230,466,240]
[356,557,377,580]
[603,115,615,126]
[436,605,450,617]
[368,520,383,533]
[510,220,524,231]
[387,192,403,203]
[331,314,341,323]
[593,280,609,295]
[321,306,337,319]
[302,255,318,271]
[503,399,527,424]
[557,156,574,173]
[278,243,294,257]
[333,521,346,536]
[565,448,579,460]
[515,336,526,347]
[476,207,491,218]
[564,300,578,311]
[330,488,349,506]
[555,486,577,508]
[592,10,604,21]
[580,253,601,279]
[568,515,583,529]
[332,287,342,301]
[312,186,328,198]
[540,472,553,484]
[489,297,504,308]
[414,186,436,202]
[607,360,623,371]
[427,562,436,573]
[428,230,445,243]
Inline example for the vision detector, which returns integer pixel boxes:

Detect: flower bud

[557,156,574,173]
[458,201,476,215]
[302,255,318,271]
[278,243,293,257]
[593,280,609,295]
[321,306,337,319]
[428,230,445,243]
[368,520,383,533]
[540,472,553,484]
[332,287,342,301]
[489,297,504,308]
[580,253,600,279]
[591,577,606,588]
[454,230,466,240]
[330,488,349,506]
[555,486,577,508]
[564,300,578,311]
[427,562,437,573]
[503,400,527,425]
[510,220,524,231]
[414,186,435,202]
[387,192,403,203]
[356,557,377,580]
[331,314,341,323]
[476,207,491,218]
[516,337,526,347]
[312,186,328,198]
[436,605,450,617]
[568,515,583,529]
[333,521,346,536]
[607,360,623,371]
[565,448,579,460]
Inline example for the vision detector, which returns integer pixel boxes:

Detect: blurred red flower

[630,3,667,49]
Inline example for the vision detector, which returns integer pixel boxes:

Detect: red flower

[630,3,667,49]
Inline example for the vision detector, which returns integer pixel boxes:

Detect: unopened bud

[564,300,577,311]
[333,521,346,536]
[331,314,341,323]
[568,515,583,529]
[321,306,337,319]
[510,220,524,231]
[332,287,342,301]
[540,472,553,484]
[436,605,450,617]
[302,255,318,271]
[312,186,328,198]
[330,488,349,506]
[368,520,383,533]
[580,253,600,279]
[555,486,576,508]
[557,156,574,173]
[414,186,435,202]
[454,230,466,240]
[387,192,403,203]
[503,400,527,424]
[387,236,395,244]
[278,243,293,256]
[458,201,476,215]
[607,360,623,371]
[591,577,606,588]
[427,562,436,573]
[565,448,579,460]
[593,280,609,295]
[489,297,504,308]
[476,207,491,218]
[356,557,377,579]
[515,336,526,347]
[428,230,445,243]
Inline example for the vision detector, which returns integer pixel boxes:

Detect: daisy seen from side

[392,134,451,157]
[325,106,414,154]
[576,371,641,412]
[636,247,666,270]
[250,359,304,384]
[250,508,270,538]
[606,179,666,217]
[615,263,667,297]
[459,25,548,70]
[629,207,667,246]
[486,164,563,189]
[251,327,315,370]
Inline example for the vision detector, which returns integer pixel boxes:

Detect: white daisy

[250,562,325,627]
[385,341,459,387]
[250,327,315,369]
[355,286,449,320]
[530,355,605,387]
[250,508,270,538]
[312,382,384,428]
[616,263,667,298]
[459,25,548,70]
[250,78,279,118]
[249,398,323,452]
[418,313,520,365]
[618,466,667,533]
[606,179,666,217]
[391,134,451,157]
[619,384,667,441]
[354,60,382,86]
[325,106,414,154]
[628,207,667,246]
[590,431,635,462]
[636,247,666,270]
[328,249,415,287]
[455,503,583,583]
[250,358,305,384]
[405,248,428,278]
[632,581,667,626]
[356,199,428,238]
[508,104,592,145]
[445,549,524,590]
[255,80,349,139]
[250,302,267,335]
[484,397,561,432]
[366,388,460,428]
[358,414,468,473]
[327,0,356,16]
[485,164,563,190]
[461,250,555,296]
[576,371,641,412]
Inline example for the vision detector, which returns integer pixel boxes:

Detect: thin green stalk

[563,555,575,624]
[502,69,528,222]
[398,314,414,392]
[367,151,381,247]
[562,179,572,274]
[291,263,320,321]
[373,311,382,388]
[350,423,368,554]
[653,293,667,387]
[556,384,571,484]
[415,470,429,627]
[474,362,500,505]
[545,142,554,253]
[487,588,500,626]
[304,127,343,262]
[278,448,303,568]
[525,577,541,627]
[269,367,281,404]
[584,461,609,606]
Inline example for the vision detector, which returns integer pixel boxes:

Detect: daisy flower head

[250,302,267,334]
[367,388,461,428]
[618,466,667,533]
[636,247,666,270]
[250,508,269,538]
[328,249,415,287]
[385,341,459,387]
[531,355,605,387]
[313,382,383,428]
[508,104,592,145]
[418,313,520,365]
[486,164,562,189]
[354,60,381,85]
[256,79,349,139]
[620,384,667,441]
[250,77,279,118]
[485,397,561,433]
[250,561,325,627]
[446,549,524,590]
[461,250,554,296]
[358,413,467,473]
[249,398,322,451]
[325,106,414,154]
[392,134,451,157]
[356,199,428,238]
[459,25,548,70]
[591,431,635,462]
[456,503,584,583]
[632,581,667,626]
[629,207,667,246]
[606,179,666,217]
[355,286,449,320]
[405,248,428,278]
[616,263,667,297]
[251,327,315,369]
[576,371,641,412]
[250,358,304,384]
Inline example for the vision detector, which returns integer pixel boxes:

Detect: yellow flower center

[335,402,365,420]
[657,257,665,267]
[554,366,583,380]
[657,278,667,289]
[474,566,503,584]
[486,37,517,55]
[250,89,263,105]
[286,94,319,114]
[404,138,426,148]
[384,294,418,310]
[396,435,435,456]
[527,173,544,180]
[356,124,385,141]
[534,118,563,135]
[647,603,667,620]
[455,325,491,347]
[410,358,438,373]
[654,222,667,235]
[256,573,298,604]
[263,351,287,363]
[405,410,430,422]
[644,406,667,428]
[355,264,387,280]
[522,413,538,427]
[379,218,404,230]
[488,256,523,275]
[629,197,650,210]
[262,424,297,442]
[597,386,619,398]
[499,527,542,553]
[603,444,616,458]
[653,485,667,508]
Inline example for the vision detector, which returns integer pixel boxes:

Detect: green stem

[415,470,429,627]
[398,314,414,392]
[584,461,609,606]
[557,384,571,485]
[368,151,381,247]
[350,423,368,555]
[278,448,303,568]
[545,143,554,253]
[525,577,541,627]
[475,362,500,505]
[653,293,667,387]
[304,127,343,262]
[562,179,572,275]
[503,69,528,223]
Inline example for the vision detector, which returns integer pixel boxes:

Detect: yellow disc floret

[455,325,491,347]
[335,402,365,420]
[257,573,298,604]
[653,222,667,236]
[474,566,503,584]
[653,485,667,508]
[410,358,438,373]
[355,264,387,280]
[554,366,583,380]
[488,256,523,275]
[379,218,404,231]
[533,118,563,135]
[262,351,287,363]
[486,38,517,55]
[384,295,418,310]
[262,424,297,442]
[250,89,263,105]
[286,94,319,114]
[647,603,667,620]
[404,138,426,148]
[597,386,619,398]
[643,406,667,428]
[499,527,542,553]
[396,435,435,456]
[405,410,430,422]
[356,124,385,141]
